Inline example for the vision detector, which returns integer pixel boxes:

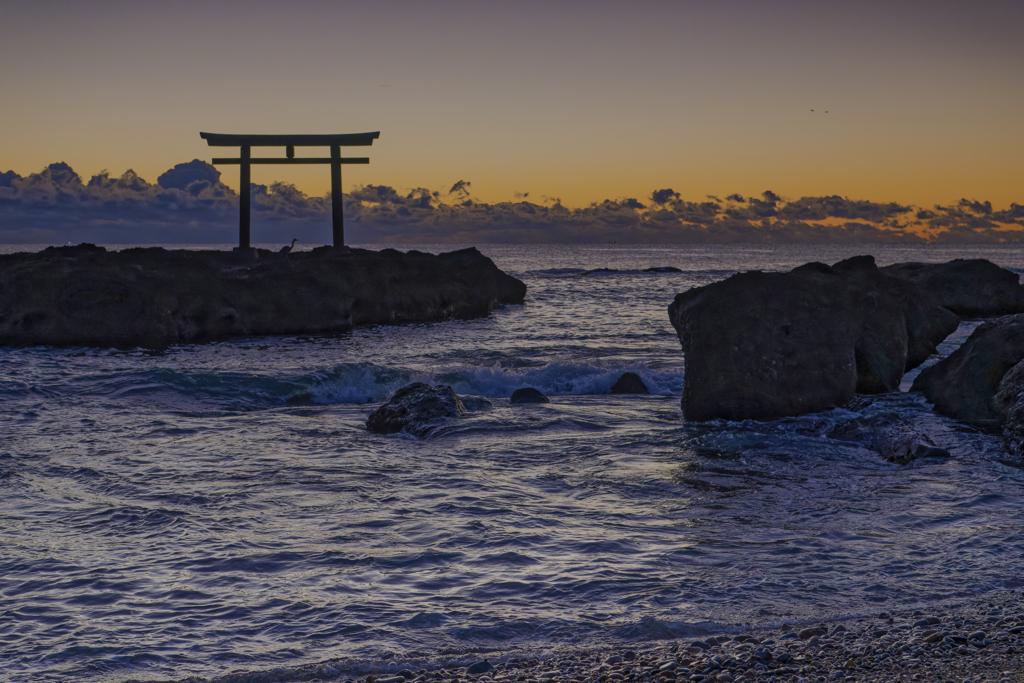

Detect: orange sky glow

[1,0,1022,244]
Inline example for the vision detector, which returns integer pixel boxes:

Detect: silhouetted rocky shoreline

[667,255,1024,456]
[0,244,526,349]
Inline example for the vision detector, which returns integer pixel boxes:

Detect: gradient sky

[2,0,1022,210]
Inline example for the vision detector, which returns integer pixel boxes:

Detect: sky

[1,0,1022,244]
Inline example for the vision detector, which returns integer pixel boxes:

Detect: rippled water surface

[2,243,1024,682]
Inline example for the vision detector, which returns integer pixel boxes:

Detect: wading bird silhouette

[279,238,298,254]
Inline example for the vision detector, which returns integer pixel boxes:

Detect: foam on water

[32,361,685,409]
[307,362,684,404]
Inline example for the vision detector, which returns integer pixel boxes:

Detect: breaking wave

[60,362,685,410]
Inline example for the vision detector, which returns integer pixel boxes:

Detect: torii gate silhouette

[201,131,380,250]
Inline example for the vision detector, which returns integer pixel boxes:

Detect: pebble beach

[177,590,1024,683]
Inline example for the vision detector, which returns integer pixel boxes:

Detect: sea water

[1,243,1023,682]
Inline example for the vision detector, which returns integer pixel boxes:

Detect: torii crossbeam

[201,131,380,249]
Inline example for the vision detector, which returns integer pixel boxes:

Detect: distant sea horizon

[8,241,1024,254]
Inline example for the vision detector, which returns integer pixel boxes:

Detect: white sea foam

[303,362,684,404]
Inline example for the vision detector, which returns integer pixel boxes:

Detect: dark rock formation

[881,259,1024,317]
[610,372,649,394]
[912,314,1024,427]
[669,255,958,422]
[826,256,961,373]
[671,269,857,421]
[994,360,1024,455]
[0,244,526,349]
[366,383,465,438]
[828,412,950,465]
[510,387,549,404]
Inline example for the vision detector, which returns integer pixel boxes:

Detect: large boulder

[610,372,649,394]
[669,256,958,422]
[671,269,857,421]
[994,360,1024,454]
[881,259,1024,317]
[510,387,549,404]
[912,314,1024,427]
[366,383,465,438]
[828,256,960,372]
[0,245,526,349]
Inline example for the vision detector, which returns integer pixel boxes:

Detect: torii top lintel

[200,132,380,147]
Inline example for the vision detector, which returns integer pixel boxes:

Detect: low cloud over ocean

[2,161,1023,245]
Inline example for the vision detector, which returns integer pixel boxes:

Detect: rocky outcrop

[912,314,1024,427]
[881,259,1024,317]
[366,383,465,438]
[826,256,962,373]
[510,387,549,404]
[0,244,526,349]
[610,372,649,394]
[669,255,959,422]
[995,361,1024,455]
[828,412,950,465]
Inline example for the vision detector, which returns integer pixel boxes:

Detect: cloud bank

[1,161,1023,245]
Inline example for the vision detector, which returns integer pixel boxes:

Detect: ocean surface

[2,243,1024,683]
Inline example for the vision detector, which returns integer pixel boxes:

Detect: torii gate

[200,131,380,249]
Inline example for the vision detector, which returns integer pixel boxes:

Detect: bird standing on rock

[279,238,298,254]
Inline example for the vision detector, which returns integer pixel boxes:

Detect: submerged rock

[0,245,526,349]
[828,412,950,465]
[610,372,649,394]
[366,383,465,438]
[882,258,1024,317]
[912,314,1024,427]
[459,395,494,411]
[668,255,957,422]
[510,387,550,404]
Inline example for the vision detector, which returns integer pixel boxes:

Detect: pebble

[466,661,493,675]
[799,627,827,640]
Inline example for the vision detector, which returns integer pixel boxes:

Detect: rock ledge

[0,244,526,349]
